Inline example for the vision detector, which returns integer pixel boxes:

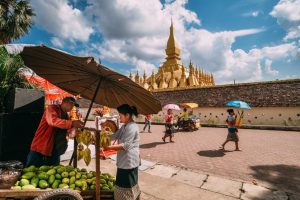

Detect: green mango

[15,181,20,186]
[61,172,69,178]
[81,175,87,180]
[62,178,70,184]
[39,165,49,172]
[58,183,69,189]
[38,180,49,189]
[75,173,81,179]
[100,179,106,184]
[102,186,110,191]
[56,167,66,174]
[100,175,105,179]
[11,186,22,190]
[65,165,74,172]
[30,177,39,187]
[21,172,36,180]
[55,174,62,180]
[69,171,76,177]
[86,179,93,185]
[90,185,96,190]
[75,187,81,190]
[69,184,76,190]
[23,165,36,173]
[38,172,49,180]
[80,168,87,172]
[91,171,96,177]
[51,180,60,189]
[22,185,37,190]
[81,181,88,191]
[70,176,76,185]
[46,169,56,176]
[48,175,55,185]
[20,179,30,187]
[108,181,114,188]
[75,180,83,187]
[87,172,94,179]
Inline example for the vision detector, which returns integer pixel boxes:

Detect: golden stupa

[130,21,215,90]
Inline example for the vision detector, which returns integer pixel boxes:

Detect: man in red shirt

[142,114,152,133]
[26,97,84,167]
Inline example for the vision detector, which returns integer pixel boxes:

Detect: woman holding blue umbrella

[220,109,241,151]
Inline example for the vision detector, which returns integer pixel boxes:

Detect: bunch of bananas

[100,127,112,148]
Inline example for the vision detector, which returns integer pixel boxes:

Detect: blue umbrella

[226,100,251,109]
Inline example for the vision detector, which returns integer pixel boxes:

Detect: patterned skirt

[227,128,239,142]
[114,167,141,200]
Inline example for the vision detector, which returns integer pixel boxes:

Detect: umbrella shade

[226,100,251,109]
[180,103,198,109]
[12,45,161,114]
[163,104,180,110]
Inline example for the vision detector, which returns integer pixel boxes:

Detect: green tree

[0,47,32,112]
[0,0,35,44]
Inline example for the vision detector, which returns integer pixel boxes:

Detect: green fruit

[70,184,76,190]
[59,183,69,189]
[39,165,49,172]
[91,171,96,177]
[87,173,93,179]
[56,167,66,174]
[66,165,74,172]
[38,180,49,189]
[11,186,22,190]
[75,173,81,179]
[23,165,36,173]
[100,175,105,179]
[108,181,114,188]
[21,172,36,180]
[86,179,93,185]
[30,177,39,187]
[20,179,30,187]
[15,181,20,186]
[70,176,76,185]
[100,179,106,184]
[38,172,49,180]
[22,185,37,190]
[102,186,110,191]
[62,178,70,184]
[46,169,56,176]
[75,180,83,187]
[55,174,62,180]
[90,185,95,190]
[81,175,87,180]
[48,175,55,185]
[52,180,60,189]
[61,172,69,178]
[69,171,76,177]
[81,181,88,191]
[80,168,87,172]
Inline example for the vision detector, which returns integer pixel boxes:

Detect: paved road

[138,124,300,194]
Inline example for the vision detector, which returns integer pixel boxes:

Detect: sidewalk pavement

[62,157,299,200]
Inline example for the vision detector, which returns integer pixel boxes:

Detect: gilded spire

[129,71,133,80]
[159,68,168,89]
[179,66,187,87]
[211,73,215,85]
[168,65,178,88]
[135,70,140,84]
[143,70,147,84]
[150,70,158,90]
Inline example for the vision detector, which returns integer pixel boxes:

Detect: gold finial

[129,71,133,80]
[143,70,147,84]
[135,70,140,84]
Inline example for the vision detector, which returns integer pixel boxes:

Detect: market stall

[1,44,162,199]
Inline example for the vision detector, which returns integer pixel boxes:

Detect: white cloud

[50,37,64,48]
[31,0,94,42]
[243,11,260,17]
[270,0,300,40]
[264,59,279,76]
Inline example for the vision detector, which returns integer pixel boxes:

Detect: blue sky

[17,0,300,84]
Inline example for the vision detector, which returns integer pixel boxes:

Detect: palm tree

[0,0,35,45]
[0,47,32,112]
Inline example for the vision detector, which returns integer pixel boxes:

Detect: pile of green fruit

[11,165,116,191]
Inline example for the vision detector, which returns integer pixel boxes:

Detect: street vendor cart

[0,44,162,199]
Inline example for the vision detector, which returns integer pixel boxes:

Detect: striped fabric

[114,184,141,200]
[112,121,140,169]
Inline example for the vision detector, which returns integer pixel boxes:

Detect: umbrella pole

[70,79,102,168]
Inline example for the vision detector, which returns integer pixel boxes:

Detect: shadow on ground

[250,164,300,194]
[140,142,165,149]
[197,150,226,157]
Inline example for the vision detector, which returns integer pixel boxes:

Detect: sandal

[162,137,166,143]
